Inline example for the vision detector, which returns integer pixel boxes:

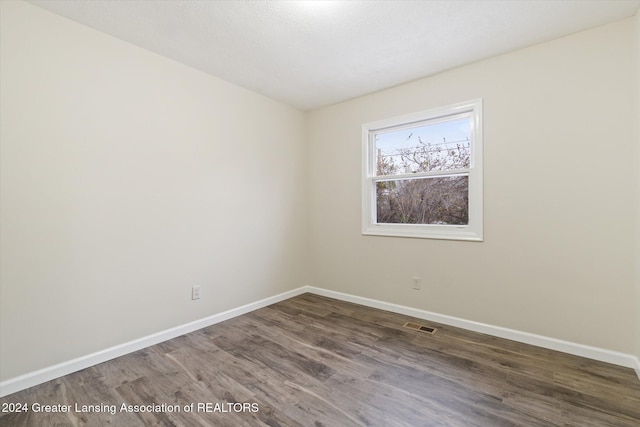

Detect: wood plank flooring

[1,293,639,426]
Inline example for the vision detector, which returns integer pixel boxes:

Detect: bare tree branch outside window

[374,119,471,225]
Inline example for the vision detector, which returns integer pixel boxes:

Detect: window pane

[375,116,470,176]
[376,175,468,225]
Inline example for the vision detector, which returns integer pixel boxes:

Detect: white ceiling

[28,0,640,111]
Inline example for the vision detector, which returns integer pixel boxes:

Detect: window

[362,99,483,241]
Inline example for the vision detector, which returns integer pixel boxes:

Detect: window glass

[362,99,483,241]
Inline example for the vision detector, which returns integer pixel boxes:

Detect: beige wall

[635,10,640,363]
[0,1,308,381]
[308,18,637,354]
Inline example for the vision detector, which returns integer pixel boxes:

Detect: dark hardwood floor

[1,293,639,426]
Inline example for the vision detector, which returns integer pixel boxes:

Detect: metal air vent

[403,322,437,334]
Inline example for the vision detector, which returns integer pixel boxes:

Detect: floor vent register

[403,322,437,334]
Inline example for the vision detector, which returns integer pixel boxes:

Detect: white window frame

[362,99,483,241]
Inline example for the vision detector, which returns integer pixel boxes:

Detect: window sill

[362,224,483,241]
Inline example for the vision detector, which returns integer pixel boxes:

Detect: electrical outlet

[412,277,421,290]
[192,285,201,300]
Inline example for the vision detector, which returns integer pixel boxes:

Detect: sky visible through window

[375,116,470,173]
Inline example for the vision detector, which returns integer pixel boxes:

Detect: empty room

[1,0,640,426]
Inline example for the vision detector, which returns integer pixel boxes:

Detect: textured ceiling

[28,0,640,111]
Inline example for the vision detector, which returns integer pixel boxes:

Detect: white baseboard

[305,287,640,376]
[0,287,307,398]
[2,285,639,397]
